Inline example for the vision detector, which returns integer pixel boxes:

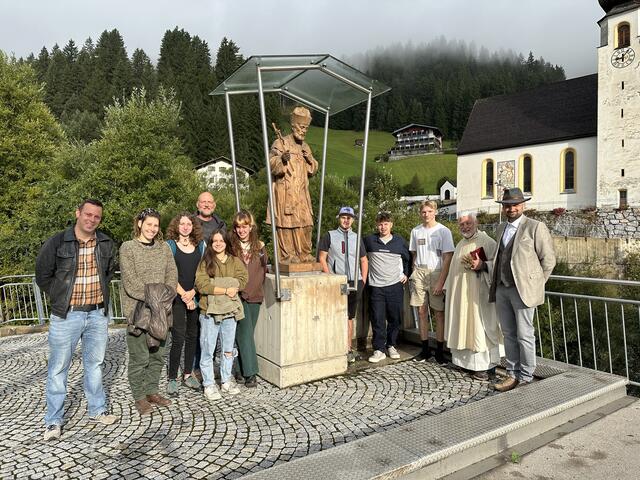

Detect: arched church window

[520,154,533,194]
[561,149,576,193]
[616,23,630,48]
[482,159,494,198]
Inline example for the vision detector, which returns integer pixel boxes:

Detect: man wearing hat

[318,206,368,363]
[472,187,555,392]
[267,106,319,264]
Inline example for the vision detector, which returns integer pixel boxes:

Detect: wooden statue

[266,106,318,264]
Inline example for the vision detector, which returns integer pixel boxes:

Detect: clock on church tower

[596,0,639,208]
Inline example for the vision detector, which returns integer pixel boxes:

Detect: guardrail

[0,274,126,325]
[2,273,639,386]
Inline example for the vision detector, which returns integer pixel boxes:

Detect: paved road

[0,329,496,479]
[474,397,640,480]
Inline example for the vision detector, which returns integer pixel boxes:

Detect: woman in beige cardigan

[195,229,247,401]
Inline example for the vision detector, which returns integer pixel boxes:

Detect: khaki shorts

[409,267,445,311]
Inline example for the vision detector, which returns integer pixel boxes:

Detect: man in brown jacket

[473,188,555,392]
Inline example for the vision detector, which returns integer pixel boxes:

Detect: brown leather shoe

[494,377,519,392]
[135,399,154,415]
[146,394,172,407]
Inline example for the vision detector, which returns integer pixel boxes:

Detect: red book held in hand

[469,247,487,262]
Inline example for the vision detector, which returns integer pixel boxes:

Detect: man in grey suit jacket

[472,188,556,392]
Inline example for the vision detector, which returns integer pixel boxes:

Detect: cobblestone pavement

[0,330,496,479]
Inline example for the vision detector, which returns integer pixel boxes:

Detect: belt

[69,302,104,312]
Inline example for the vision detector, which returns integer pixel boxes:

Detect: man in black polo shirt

[363,212,411,363]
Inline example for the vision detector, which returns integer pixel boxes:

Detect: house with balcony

[388,124,443,160]
[196,156,254,188]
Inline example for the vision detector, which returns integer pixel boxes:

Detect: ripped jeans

[199,315,237,386]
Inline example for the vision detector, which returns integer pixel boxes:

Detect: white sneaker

[89,412,118,425]
[387,346,400,359]
[44,424,61,441]
[221,382,240,395]
[204,385,221,401]
[368,350,386,363]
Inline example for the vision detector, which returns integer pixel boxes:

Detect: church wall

[597,8,640,208]
[456,137,597,215]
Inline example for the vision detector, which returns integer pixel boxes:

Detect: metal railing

[0,274,126,326]
[536,275,640,387]
[2,273,639,386]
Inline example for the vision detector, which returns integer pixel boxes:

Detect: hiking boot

[135,399,154,415]
[43,424,61,441]
[89,412,117,425]
[221,381,241,395]
[146,394,171,407]
[368,350,386,363]
[166,379,179,397]
[204,385,221,401]
[493,377,519,392]
[244,375,258,388]
[182,374,201,391]
[387,346,401,359]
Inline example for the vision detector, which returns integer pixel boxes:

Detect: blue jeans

[199,315,237,386]
[45,308,109,426]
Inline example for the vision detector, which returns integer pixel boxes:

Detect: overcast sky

[1,0,605,78]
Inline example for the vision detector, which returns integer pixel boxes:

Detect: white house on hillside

[456,0,638,214]
[196,156,254,189]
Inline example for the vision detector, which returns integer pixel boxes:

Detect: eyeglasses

[137,208,159,220]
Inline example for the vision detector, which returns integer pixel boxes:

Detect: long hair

[166,212,203,245]
[132,208,162,240]
[229,209,262,260]
[202,229,232,278]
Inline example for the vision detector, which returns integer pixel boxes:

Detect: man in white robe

[445,213,503,380]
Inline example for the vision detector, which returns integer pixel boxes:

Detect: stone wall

[527,208,640,240]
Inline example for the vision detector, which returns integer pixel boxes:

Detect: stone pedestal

[255,272,348,388]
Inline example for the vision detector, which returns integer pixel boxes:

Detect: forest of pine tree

[19,31,566,171]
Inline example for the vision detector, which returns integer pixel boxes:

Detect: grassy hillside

[304,125,456,193]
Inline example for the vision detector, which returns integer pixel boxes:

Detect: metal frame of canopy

[210,54,390,300]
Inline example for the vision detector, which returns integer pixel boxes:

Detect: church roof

[457,74,597,156]
[598,1,639,22]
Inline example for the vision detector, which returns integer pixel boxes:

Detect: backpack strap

[167,239,177,256]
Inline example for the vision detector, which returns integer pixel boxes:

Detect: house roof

[457,74,597,156]
[195,156,255,175]
[392,124,443,136]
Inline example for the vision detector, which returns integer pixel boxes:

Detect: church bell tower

[596,0,640,208]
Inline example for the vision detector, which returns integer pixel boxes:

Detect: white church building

[456,0,638,215]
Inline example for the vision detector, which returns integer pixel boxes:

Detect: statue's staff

[271,122,292,171]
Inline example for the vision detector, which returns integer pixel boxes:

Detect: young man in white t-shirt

[409,200,454,363]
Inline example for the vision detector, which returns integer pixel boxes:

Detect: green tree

[403,173,423,196]
[85,29,132,116]
[131,48,158,98]
[0,52,65,274]
[44,88,203,242]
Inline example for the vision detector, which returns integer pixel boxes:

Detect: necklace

[179,236,191,246]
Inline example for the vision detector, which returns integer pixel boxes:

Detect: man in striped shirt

[36,199,117,441]
[363,212,411,363]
